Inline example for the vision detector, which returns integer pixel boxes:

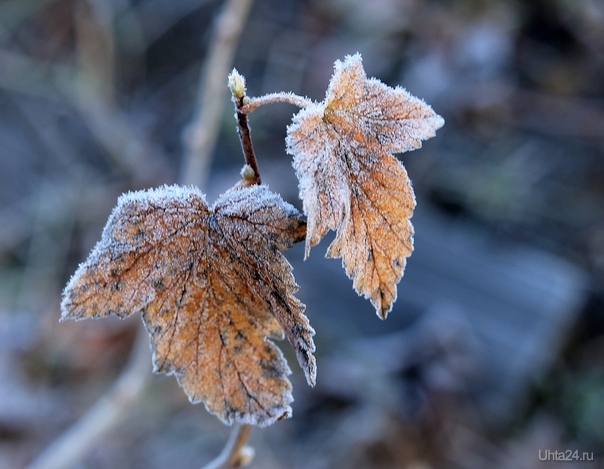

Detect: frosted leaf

[286,53,444,318]
[61,184,315,427]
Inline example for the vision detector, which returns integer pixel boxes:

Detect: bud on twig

[228,69,246,100]
[241,164,256,181]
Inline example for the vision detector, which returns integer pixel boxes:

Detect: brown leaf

[286,54,444,318]
[61,184,316,427]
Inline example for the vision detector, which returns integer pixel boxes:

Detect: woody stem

[235,96,261,184]
[201,424,253,469]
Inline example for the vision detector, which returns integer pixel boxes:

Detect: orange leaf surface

[286,54,444,318]
[61,184,316,427]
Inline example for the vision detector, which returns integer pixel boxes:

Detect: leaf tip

[435,113,445,127]
[424,111,445,137]
[375,289,396,320]
[377,306,390,320]
[303,353,317,387]
[338,52,363,69]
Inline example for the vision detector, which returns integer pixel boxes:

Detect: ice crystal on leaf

[286,53,444,318]
[61,184,316,427]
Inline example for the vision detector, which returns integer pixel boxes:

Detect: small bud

[228,69,246,99]
[235,446,255,467]
[240,164,256,181]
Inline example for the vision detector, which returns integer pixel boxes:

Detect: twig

[75,0,116,104]
[229,87,311,185]
[26,329,151,469]
[241,91,314,114]
[227,70,261,184]
[235,97,261,184]
[181,0,255,187]
[201,425,254,469]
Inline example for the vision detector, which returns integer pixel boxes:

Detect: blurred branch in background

[75,0,116,104]
[26,331,151,469]
[0,1,169,187]
[73,0,169,185]
[181,0,254,187]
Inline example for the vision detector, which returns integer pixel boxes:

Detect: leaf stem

[241,91,314,114]
[234,96,262,185]
[201,424,254,469]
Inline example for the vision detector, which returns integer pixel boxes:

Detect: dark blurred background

[1,0,603,468]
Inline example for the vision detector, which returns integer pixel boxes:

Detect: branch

[181,0,255,187]
[226,79,311,185]
[26,329,151,469]
[235,99,261,185]
[73,0,167,185]
[227,69,263,185]
[75,0,116,104]
[201,425,254,469]
[241,92,314,114]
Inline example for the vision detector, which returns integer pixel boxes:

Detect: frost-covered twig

[234,99,262,184]
[241,92,314,114]
[181,0,255,187]
[227,70,261,184]
[27,329,151,469]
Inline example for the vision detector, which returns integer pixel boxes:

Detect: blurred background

[1,0,603,467]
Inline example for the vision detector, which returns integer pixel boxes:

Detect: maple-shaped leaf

[286,53,444,318]
[61,184,316,427]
